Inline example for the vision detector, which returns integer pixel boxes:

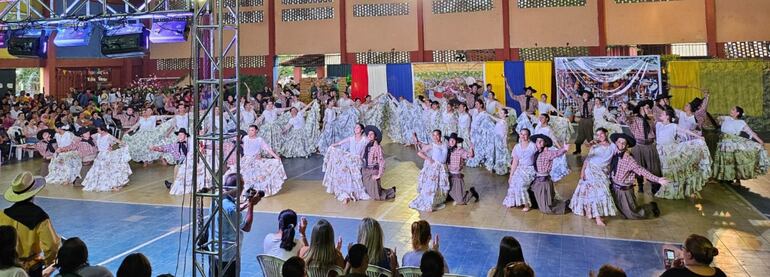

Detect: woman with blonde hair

[357,218,398,272]
[300,219,345,268]
[402,220,447,273]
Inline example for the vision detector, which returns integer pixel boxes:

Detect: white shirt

[10,109,21,119]
[0,267,28,277]
[243,136,266,156]
[458,113,471,131]
[338,98,353,108]
[512,142,537,166]
[262,109,278,123]
[428,142,448,163]
[262,233,301,261]
[174,114,189,131]
[486,99,500,114]
[324,108,337,123]
[55,131,75,148]
[138,116,157,130]
[720,116,747,136]
[538,102,556,115]
[241,110,256,129]
[495,118,507,139]
[288,112,304,130]
[534,125,557,145]
[586,143,616,166]
[347,135,369,156]
[676,110,697,131]
[95,133,115,152]
[594,106,609,121]
[656,122,677,145]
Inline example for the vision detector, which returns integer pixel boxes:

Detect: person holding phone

[660,234,726,277]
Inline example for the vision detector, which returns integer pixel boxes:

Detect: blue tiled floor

[3,197,671,276]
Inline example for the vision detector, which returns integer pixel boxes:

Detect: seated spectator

[420,250,445,277]
[344,244,368,277]
[402,220,446,272]
[0,226,28,277]
[503,262,534,277]
[660,234,726,277]
[54,237,113,277]
[116,253,152,277]
[282,257,307,277]
[356,218,397,272]
[489,236,525,277]
[264,209,307,260]
[299,219,345,268]
[594,264,626,277]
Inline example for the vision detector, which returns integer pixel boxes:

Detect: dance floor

[1,141,769,276]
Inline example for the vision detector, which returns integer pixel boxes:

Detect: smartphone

[663,249,676,269]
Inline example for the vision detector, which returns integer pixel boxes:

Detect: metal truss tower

[190,0,241,275]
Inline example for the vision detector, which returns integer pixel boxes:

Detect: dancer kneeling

[530,134,570,215]
[608,133,669,220]
[409,130,450,212]
[445,133,478,205]
[569,128,617,226]
[323,124,371,203]
[82,126,132,192]
[503,129,537,211]
[234,125,286,196]
[361,125,395,200]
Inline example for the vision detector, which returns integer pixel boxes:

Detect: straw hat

[4,172,46,202]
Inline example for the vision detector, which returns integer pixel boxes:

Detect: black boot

[469,187,480,202]
[650,202,661,217]
[164,180,172,189]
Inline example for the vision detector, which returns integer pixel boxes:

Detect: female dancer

[445,133,478,205]
[323,124,371,203]
[317,99,339,153]
[362,95,387,130]
[82,126,132,192]
[362,126,395,200]
[569,128,617,226]
[503,129,537,211]
[22,129,56,175]
[488,109,513,175]
[456,103,471,143]
[438,102,458,139]
[257,100,290,152]
[122,107,173,165]
[592,98,623,135]
[60,128,98,165]
[533,114,570,182]
[46,124,82,185]
[384,95,406,145]
[466,100,495,170]
[712,106,769,185]
[654,109,711,199]
[280,101,318,158]
[410,130,450,212]
[235,125,286,196]
[530,134,570,215]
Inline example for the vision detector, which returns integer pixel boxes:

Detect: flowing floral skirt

[712,134,769,181]
[491,134,511,175]
[516,114,536,133]
[594,118,623,135]
[467,118,495,169]
[549,116,574,144]
[337,108,360,142]
[157,120,179,165]
[364,100,386,130]
[260,121,285,153]
[385,101,406,144]
[124,127,163,163]
[46,152,82,185]
[317,123,339,154]
[549,146,570,182]
[655,139,712,199]
[170,153,214,195]
[82,147,132,192]
[503,165,536,207]
[280,128,313,158]
[439,121,458,140]
[322,147,371,202]
[230,155,286,196]
[409,162,450,212]
[457,126,471,145]
[569,163,617,218]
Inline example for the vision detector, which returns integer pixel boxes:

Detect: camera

[246,188,265,198]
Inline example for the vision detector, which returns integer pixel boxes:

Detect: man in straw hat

[608,133,669,219]
[0,172,61,276]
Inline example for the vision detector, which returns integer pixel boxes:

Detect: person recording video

[212,173,263,277]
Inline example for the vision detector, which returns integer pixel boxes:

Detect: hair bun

[710,248,719,256]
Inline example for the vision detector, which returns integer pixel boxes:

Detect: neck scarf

[609,151,624,180]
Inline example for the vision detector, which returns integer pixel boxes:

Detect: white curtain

[367,64,388,98]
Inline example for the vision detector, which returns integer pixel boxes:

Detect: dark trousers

[574,118,594,153]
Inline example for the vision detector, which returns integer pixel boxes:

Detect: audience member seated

[356,218,398,272]
[593,264,626,277]
[402,220,447,272]
[488,236,525,277]
[282,256,307,277]
[660,234,726,277]
[503,262,534,277]
[264,209,307,260]
[299,219,345,268]
[420,250,445,277]
[0,226,28,277]
[343,244,368,277]
[53,237,113,277]
[116,253,152,277]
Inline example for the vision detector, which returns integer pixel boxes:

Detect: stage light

[7,29,48,58]
[101,23,149,58]
[150,19,188,44]
[0,30,6,48]
[54,23,93,47]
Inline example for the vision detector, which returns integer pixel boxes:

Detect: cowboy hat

[444,133,464,144]
[76,128,95,137]
[530,134,553,148]
[468,83,482,89]
[689,97,704,111]
[654,93,672,101]
[36,129,56,140]
[363,125,382,143]
[632,100,654,115]
[4,172,46,202]
[579,89,594,99]
[174,128,190,137]
[524,86,537,93]
[610,133,636,148]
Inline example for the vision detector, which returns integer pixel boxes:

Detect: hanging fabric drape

[524,61,553,101]
[699,61,764,116]
[504,61,526,113]
[367,64,388,98]
[386,64,414,101]
[484,61,507,107]
[350,64,369,100]
[667,61,702,109]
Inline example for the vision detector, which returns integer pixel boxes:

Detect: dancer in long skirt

[411,98,432,144]
[530,134,570,214]
[317,99,339,153]
[608,133,669,220]
[257,100,291,152]
[82,126,132,192]
[323,124,371,203]
[503,129,537,210]
[488,110,513,175]
[592,98,622,135]
[362,95,387,130]
[444,133,478,205]
[361,125,396,200]
[280,101,319,158]
[122,107,173,165]
[456,103,472,143]
[572,90,594,155]
[231,125,286,196]
[384,95,406,144]
[152,128,214,195]
[438,102,458,139]
[652,93,673,123]
[654,110,711,200]
[409,130,450,212]
[112,106,139,136]
[617,100,662,194]
[533,114,570,182]
[712,106,769,186]
[60,128,98,165]
[46,124,82,185]
[466,100,495,170]
[569,128,617,226]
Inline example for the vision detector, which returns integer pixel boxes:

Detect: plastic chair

[307,265,344,277]
[444,274,472,277]
[366,264,393,277]
[256,254,285,277]
[396,267,422,277]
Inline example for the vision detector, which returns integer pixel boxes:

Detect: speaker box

[101,27,149,58]
[8,35,47,58]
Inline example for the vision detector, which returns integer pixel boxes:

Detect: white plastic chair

[256,254,285,277]
[307,265,344,277]
[366,264,393,277]
[396,267,422,277]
